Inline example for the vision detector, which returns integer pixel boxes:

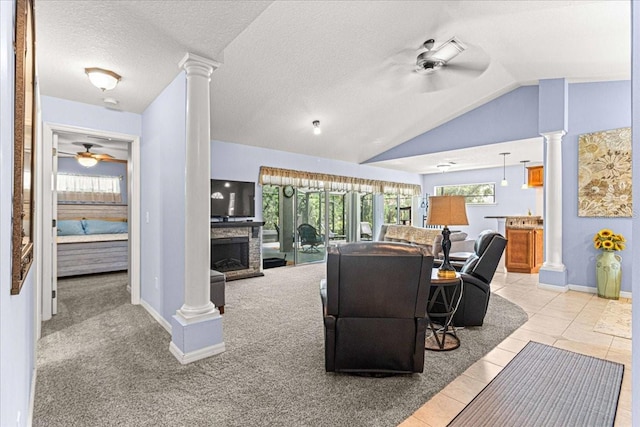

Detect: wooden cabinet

[506,228,543,273]
[527,166,543,187]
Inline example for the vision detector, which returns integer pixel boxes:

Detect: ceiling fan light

[430,38,466,63]
[85,67,121,91]
[77,156,98,168]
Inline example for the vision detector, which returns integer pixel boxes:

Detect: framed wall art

[578,127,632,218]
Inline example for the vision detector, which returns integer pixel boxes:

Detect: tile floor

[400,271,633,427]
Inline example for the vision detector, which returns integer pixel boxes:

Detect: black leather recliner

[452,230,507,327]
[320,242,434,374]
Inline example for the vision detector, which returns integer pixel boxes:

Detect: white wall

[1,2,36,425]
[422,164,540,239]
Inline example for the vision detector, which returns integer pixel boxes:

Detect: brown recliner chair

[320,242,434,374]
[452,230,507,327]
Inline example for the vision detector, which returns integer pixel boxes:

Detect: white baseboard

[169,341,225,365]
[140,299,172,333]
[538,282,632,300]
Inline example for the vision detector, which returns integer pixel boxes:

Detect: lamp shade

[426,195,469,226]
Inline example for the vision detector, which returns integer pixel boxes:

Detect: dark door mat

[263,257,287,269]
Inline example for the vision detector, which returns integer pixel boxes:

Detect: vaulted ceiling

[36,1,630,171]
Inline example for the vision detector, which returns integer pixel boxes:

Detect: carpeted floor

[448,341,624,426]
[35,263,528,427]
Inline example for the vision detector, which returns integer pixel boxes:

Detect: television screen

[210,179,255,218]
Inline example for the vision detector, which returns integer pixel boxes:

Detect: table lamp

[426,195,469,278]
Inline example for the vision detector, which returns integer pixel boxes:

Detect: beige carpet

[593,299,632,339]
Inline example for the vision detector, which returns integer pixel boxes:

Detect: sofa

[377,224,474,257]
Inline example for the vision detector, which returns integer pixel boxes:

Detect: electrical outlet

[155,277,159,289]
[145,211,150,223]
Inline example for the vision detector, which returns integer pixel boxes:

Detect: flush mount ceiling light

[520,160,530,189]
[85,67,121,91]
[312,120,321,135]
[499,152,510,186]
[436,163,452,173]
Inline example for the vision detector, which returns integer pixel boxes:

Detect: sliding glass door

[261,186,381,265]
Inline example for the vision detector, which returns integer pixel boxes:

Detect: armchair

[453,230,507,327]
[297,223,324,252]
[320,242,434,374]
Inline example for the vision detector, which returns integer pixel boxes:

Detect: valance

[259,166,420,196]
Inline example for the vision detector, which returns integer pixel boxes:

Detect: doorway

[40,123,140,324]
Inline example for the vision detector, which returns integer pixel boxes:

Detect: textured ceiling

[35,1,630,172]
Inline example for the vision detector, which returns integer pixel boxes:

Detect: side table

[425,269,462,351]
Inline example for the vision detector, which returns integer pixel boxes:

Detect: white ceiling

[35,1,630,172]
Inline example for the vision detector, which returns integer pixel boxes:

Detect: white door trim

[40,122,141,320]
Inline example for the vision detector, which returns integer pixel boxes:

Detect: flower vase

[596,250,621,300]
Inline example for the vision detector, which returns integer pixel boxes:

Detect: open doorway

[40,123,140,324]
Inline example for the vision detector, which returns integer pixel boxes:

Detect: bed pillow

[57,220,85,236]
[82,219,128,234]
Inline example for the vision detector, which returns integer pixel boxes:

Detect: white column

[177,53,220,322]
[541,131,566,271]
[495,218,507,274]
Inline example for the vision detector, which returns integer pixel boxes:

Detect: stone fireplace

[210,221,264,280]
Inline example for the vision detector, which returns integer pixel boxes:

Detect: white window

[434,183,496,204]
[57,173,122,203]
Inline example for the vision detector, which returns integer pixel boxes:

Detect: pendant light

[520,160,530,189]
[499,152,510,186]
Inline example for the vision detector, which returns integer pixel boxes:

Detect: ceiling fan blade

[101,157,127,164]
[93,153,115,160]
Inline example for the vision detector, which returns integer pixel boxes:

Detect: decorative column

[539,131,568,288]
[170,53,225,364]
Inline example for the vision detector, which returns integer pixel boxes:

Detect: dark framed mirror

[12,0,36,295]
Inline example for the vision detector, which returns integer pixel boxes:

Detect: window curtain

[57,173,122,203]
[259,166,420,196]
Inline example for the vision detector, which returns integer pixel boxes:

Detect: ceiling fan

[60,143,126,167]
[385,37,490,93]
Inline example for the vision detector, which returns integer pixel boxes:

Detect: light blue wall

[366,86,540,163]
[564,81,632,292]
[422,164,541,239]
[538,78,568,133]
[41,97,141,137]
[382,81,632,293]
[1,2,35,426]
[140,73,186,321]
[58,157,128,204]
[210,139,423,223]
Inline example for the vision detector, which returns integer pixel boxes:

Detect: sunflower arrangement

[593,228,626,251]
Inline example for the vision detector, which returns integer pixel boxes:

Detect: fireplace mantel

[211,221,264,280]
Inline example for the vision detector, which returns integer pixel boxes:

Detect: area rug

[35,264,527,427]
[593,299,632,339]
[448,341,624,427]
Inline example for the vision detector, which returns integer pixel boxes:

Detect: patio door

[294,188,326,264]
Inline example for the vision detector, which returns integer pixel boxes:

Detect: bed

[56,204,129,277]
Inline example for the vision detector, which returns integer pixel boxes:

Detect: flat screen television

[210,179,255,218]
